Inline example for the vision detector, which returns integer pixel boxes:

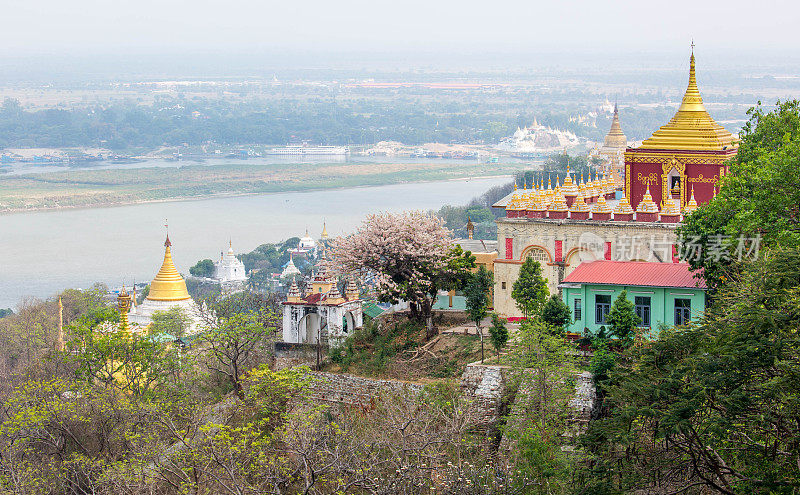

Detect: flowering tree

[330,211,474,339]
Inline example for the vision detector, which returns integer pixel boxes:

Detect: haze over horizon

[1,0,799,76]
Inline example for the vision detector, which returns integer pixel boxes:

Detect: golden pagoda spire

[147,235,191,302]
[636,184,660,214]
[593,193,613,214]
[684,186,699,213]
[613,194,635,216]
[321,221,329,240]
[569,189,590,213]
[117,285,132,331]
[639,46,736,150]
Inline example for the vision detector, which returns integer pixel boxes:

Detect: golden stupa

[603,104,627,149]
[636,185,661,214]
[147,235,191,301]
[639,51,736,151]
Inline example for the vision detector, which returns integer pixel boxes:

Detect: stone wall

[273,342,328,371]
[460,362,513,429]
[307,372,423,407]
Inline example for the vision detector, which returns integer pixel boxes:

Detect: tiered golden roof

[603,103,627,149]
[147,236,191,301]
[613,195,635,216]
[345,278,359,300]
[592,194,613,214]
[639,51,736,151]
[636,185,661,214]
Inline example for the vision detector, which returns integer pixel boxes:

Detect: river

[0,177,508,308]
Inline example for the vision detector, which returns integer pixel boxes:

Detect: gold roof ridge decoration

[638,49,736,151]
[147,235,191,302]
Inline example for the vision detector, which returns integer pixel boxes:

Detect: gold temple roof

[147,235,191,302]
[603,104,627,149]
[638,51,736,151]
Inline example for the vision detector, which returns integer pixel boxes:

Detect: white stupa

[213,240,247,283]
[128,235,203,334]
[281,254,302,278]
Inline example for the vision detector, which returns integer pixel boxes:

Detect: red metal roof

[562,261,706,289]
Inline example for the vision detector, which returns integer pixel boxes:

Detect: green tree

[66,323,190,397]
[463,266,493,362]
[201,309,277,397]
[605,290,640,345]
[488,313,509,362]
[583,246,800,494]
[677,99,800,293]
[506,320,577,492]
[189,258,215,277]
[511,257,549,318]
[541,294,571,332]
[149,306,192,339]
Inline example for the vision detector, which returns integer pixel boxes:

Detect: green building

[559,261,706,337]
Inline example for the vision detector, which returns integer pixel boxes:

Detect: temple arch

[520,245,552,264]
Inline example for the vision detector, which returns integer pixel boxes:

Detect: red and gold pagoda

[625,49,738,212]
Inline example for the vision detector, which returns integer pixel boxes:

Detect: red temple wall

[628,162,663,211]
[684,163,722,205]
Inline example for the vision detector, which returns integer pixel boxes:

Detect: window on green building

[635,296,651,327]
[595,294,611,324]
[674,298,691,326]
[574,298,582,321]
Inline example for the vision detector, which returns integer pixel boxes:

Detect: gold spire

[562,166,580,197]
[548,186,569,212]
[684,186,699,213]
[613,194,635,216]
[321,222,329,240]
[147,235,191,301]
[661,198,681,216]
[636,184,661,214]
[117,285,132,330]
[603,103,627,149]
[593,194,613,214]
[639,48,736,151]
[569,190,591,213]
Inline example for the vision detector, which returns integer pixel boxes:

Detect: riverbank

[0,177,509,308]
[0,160,527,214]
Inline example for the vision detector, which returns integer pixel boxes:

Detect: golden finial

[684,186,699,213]
[117,284,132,331]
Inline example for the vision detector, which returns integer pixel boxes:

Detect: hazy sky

[1,0,797,56]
